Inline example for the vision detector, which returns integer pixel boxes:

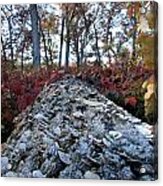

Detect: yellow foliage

[142,80,148,89]
[137,33,155,70]
[144,83,155,100]
[146,12,155,29]
[142,75,156,119]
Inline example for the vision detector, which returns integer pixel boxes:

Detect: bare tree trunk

[30,4,41,69]
[21,42,25,71]
[80,12,90,64]
[8,17,14,64]
[132,30,136,60]
[1,37,7,61]
[58,17,65,68]
[42,30,49,67]
[94,24,101,65]
[132,16,137,61]
[75,36,80,68]
[38,15,49,67]
[64,7,76,70]
[106,17,113,62]
[80,46,84,64]
[47,30,53,65]
[1,5,14,66]
[80,34,84,64]
[65,18,70,70]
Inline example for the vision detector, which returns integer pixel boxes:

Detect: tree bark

[106,17,113,62]
[80,11,90,64]
[47,30,53,65]
[65,17,70,70]
[58,17,65,68]
[75,36,80,68]
[39,16,49,67]
[132,16,137,61]
[21,42,25,71]
[94,24,101,65]
[8,17,14,63]
[1,36,7,61]
[42,30,49,67]
[1,6,14,66]
[80,39,84,64]
[30,4,41,69]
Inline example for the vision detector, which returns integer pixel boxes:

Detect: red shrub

[1,66,63,123]
[125,96,138,107]
[1,61,153,125]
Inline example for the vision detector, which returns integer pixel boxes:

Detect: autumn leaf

[142,75,156,118]
[125,96,137,107]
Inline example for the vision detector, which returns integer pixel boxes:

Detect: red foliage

[1,66,63,122]
[125,96,137,107]
[78,62,153,107]
[46,70,64,86]
[100,77,115,91]
[1,61,153,124]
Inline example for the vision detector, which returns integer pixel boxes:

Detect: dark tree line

[1,2,146,70]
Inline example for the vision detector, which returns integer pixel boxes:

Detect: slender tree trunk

[47,30,53,65]
[65,20,70,70]
[1,6,14,65]
[30,4,41,69]
[41,25,49,66]
[58,17,65,68]
[80,34,84,64]
[81,24,89,64]
[42,30,49,66]
[38,16,49,67]
[1,37,7,61]
[132,30,136,60]
[132,16,137,61]
[21,42,25,71]
[94,24,101,65]
[80,43,84,64]
[80,12,88,64]
[49,49,53,65]
[106,17,113,62]
[75,36,80,68]
[8,18,14,63]
[64,7,76,70]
